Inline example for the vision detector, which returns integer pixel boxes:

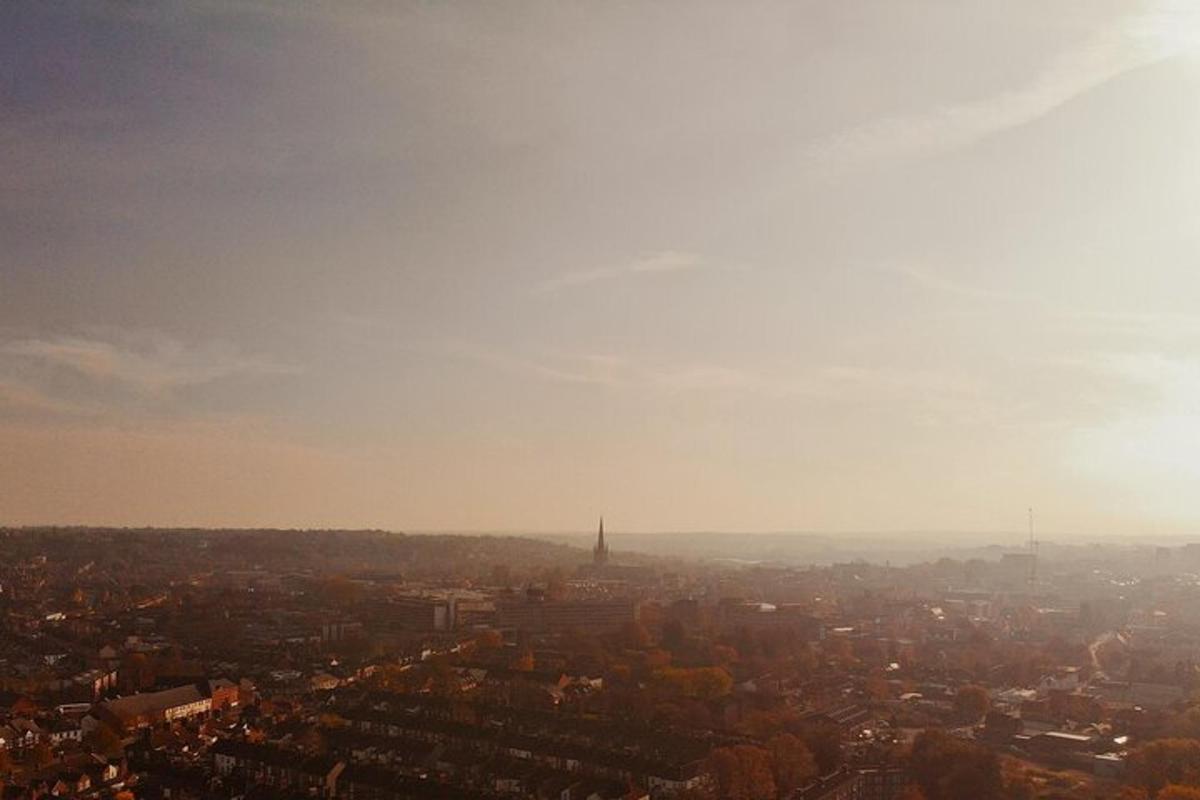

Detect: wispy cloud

[437,342,981,413]
[0,332,301,427]
[440,345,632,387]
[430,341,764,392]
[0,380,90,417]
[534,251,707,293]
[892,264,1200,432]
[891,264,1200,344]
[3,333,299,394]
[889,265,1030,304]
[1084,352,1200,406]
[812,3,1200,165]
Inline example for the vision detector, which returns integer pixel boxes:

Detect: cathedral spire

[593,516,609,565]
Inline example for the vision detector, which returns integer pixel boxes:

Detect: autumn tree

[653,667,733,701]
[909,729,1003,800]
[427,658,464,697]
[1107,787,1149,800]
[621,621,652,650]
[707,747,740,799]
[662,619,686,651]
[319,575,361,607]
[644,647,671,667]
[84,723,124,757]
[733,745,776,800]
[30,741,54,769]
[865,672,892,702]
[1160,787,1200,800]
[821,636,856,667]
[121,652,155,692]
[1127,739,1200,796]
[296,725,328,755]
[793,723,844,775]
[489,563,512,587]
[711,644,740,667]
[738,709,793,739]
[318,712,348,729]
[953,685,990,722]
[767,733,817,795]
[705,745,776,800]
[511,649,535,672]
[474,630,503,651]
[543,568,567,600]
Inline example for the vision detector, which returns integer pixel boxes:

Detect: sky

[4,1,1200,536]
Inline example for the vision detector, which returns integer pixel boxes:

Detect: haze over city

[6,0,1200,536]
[17,5,1200,800]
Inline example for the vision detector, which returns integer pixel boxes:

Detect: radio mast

[1027,507,1039,585]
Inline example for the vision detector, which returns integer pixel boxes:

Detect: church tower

[593,516,609,566]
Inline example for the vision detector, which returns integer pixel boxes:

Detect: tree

[1109,789,1149,800]
[474,630,503,651]
[544,568,567,601]
[767,733,817,795]
[121,652,155,691]
[909,729,1003,800]
[84,723,124,757]
[318,713,348,729]
[511,650,535,672]
[653,667,733,701]
[296,725,328,754]
[1161,787,1200,800]
[739,710,791,739]
[705,746,776,800]
[953,685,990,722]
[821,636,853,663]
[319,575,361,607]
[1128,739,1200,796]
[622,621,652,650]
[643,649,672,670]
[731,745,776,800]
[865,672,892,702]
[30,741,54,769]
[489,563,512,587]
[662,619,686,651]
[427,658,464,696]
[793,723,843,774]
[707,747,741,799]
[691,667,733,700]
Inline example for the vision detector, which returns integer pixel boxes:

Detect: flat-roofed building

[496,597,639,633]
[391,595,455,631]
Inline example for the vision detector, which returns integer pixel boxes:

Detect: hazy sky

[4,0,1200,535]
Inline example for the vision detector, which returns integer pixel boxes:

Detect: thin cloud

[812,3,1200,165]
[438,341,979,409]
[888,265,1030,304]
[2,333,299,394]
[435,344,630,387]
[535,251,705,293]
[0,380,90,417]
[892,264,1200,344]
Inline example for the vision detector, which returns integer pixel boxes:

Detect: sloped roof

[102,684,207,722]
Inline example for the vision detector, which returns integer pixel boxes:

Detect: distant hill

[534,530,1037,567]
[0,527,589,580]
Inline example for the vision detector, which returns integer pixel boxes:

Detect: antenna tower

[1027,507,1039,585]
